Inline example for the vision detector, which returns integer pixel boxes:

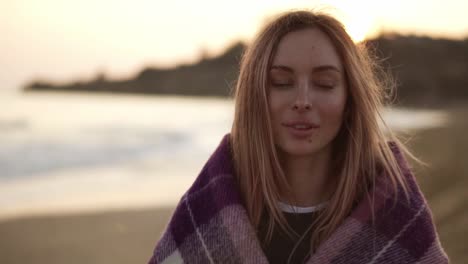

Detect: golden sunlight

[344,15,376,42]
[323,1,378,42]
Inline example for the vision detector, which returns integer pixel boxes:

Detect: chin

[278,141,323,157]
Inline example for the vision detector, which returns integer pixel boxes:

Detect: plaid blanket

[148,135,448,263]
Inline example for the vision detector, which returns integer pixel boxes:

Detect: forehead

[272,28,343,72]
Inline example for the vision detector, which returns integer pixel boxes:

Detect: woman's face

[268,28,347,158]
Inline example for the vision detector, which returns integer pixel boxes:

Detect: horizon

[2,0,468,92]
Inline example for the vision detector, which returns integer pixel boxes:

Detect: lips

[282,121,320,139]
[282,121,320,129]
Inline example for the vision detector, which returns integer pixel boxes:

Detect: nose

[292,80,312,111]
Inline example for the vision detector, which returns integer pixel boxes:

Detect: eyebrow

[270,65,341,73]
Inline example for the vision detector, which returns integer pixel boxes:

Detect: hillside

[24,35,468,106]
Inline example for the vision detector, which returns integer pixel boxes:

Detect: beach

[0,206,174,264]
[1,92,466,263]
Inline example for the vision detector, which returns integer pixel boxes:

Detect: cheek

[328,98,346,116]
[321,91,347,122]
[268,92,287,120]
[268,92,289,141]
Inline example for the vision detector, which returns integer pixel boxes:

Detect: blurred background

[1,0,467,263]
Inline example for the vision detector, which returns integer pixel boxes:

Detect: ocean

[0,91,448,220]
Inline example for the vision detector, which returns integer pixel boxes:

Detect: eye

[271,82,294,88]
[316,84,334,89]
[312,71,340,89]
[270,76,294,89]
[269,69,294,89]
[314,80,336,89]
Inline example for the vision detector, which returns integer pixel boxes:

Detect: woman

[149,10,448,264]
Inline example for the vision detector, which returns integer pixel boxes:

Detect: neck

[280,146,334,207]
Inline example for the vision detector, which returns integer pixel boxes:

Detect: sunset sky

[2,0,467,92]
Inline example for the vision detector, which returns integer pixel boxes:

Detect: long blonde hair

[231,10,411,254]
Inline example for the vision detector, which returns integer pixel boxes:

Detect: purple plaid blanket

[148,135,448,263]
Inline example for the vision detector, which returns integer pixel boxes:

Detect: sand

[0,207,174,264]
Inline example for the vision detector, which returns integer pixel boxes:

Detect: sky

[1,0,468,92]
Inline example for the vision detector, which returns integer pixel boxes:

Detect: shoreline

[0,203,177,223]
